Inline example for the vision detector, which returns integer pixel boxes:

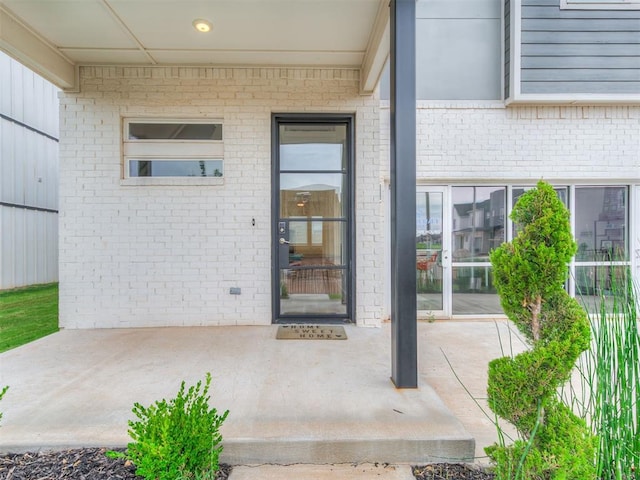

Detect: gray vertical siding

[518,0,640,95]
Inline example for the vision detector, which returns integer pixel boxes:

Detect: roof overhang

[0,0,389,94]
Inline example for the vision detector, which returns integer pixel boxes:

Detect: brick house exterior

[1,0,638,329]
[58,67,385,328]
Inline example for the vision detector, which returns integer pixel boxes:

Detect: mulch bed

[413,463,495,480]
[0,447,494,479]
[0,448,232,480]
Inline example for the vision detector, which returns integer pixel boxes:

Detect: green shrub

[126,373,229,480]
[487,181,596,479]
[0,385,8,424]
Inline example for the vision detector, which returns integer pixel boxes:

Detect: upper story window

[123,119,224,185]
[561,0,640,9]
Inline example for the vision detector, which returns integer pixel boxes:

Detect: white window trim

[122,118,224,186]
[560,0,640,10]
[121,176,224,187]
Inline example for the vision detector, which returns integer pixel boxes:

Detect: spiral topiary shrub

[486,181,596,479]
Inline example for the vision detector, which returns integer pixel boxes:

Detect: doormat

[276,325,347,340]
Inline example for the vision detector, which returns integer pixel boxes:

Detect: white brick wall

[381,102,640,182]
[59,67,383,328]
[61,70,639,328]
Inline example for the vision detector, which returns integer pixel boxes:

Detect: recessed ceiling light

[193,19,212,33]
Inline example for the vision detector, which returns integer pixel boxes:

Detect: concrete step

[228,464,415,480]
[222,405,474,464]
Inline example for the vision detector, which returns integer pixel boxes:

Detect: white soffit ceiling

[0,0,389,92]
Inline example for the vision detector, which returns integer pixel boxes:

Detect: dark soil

[413,463,495,480]
[0,448,232,480]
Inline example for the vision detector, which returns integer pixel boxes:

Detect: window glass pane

[288,217,324,247]
[279,124,346,171]
[417,192,443,241]
[513,186,567,207]
[417,260,443,311]
[129,123,222,140]
[286,220,345,267]
[452,266,502,314]
[280,268,347,315]
[575,186,628,262]
[575,265,630,313]
[417,191,443,311]
[129,160,223,177]
[280,173,345,218]
[452,186,505,262]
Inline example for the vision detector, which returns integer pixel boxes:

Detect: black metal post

[390,0,417,388]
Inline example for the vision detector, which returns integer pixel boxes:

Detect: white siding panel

[0,206,58,289]
[45,83,60,136]
[0,54,11,116]
[24,131,58,210]
[0,120,8,200]
[0,120,18,204]
[0,207,11,287]
[0,51,59,289]
[23,129,37,206]
[10,62,24,123]
[23,69,35,127]
[13,125,25,205]
[25,211,36,284]
[46,142,59,209]
[0,118,59,210]
[13,207,25,286]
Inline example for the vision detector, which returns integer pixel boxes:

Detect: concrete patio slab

[0,321,526,466]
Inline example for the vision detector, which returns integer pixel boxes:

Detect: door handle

[279,238,290,245]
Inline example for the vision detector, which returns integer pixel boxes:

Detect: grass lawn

[0,283,59,353]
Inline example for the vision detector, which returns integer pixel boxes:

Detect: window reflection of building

[451,187,505,261]
[575,186,628,300]
[449,187,505,314]
[415,184,632,317]
[576,186,627,262]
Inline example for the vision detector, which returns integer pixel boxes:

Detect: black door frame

[271,113,355,324]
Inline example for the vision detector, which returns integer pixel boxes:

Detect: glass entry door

[416,187,448,316]
[272,115,353,322]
